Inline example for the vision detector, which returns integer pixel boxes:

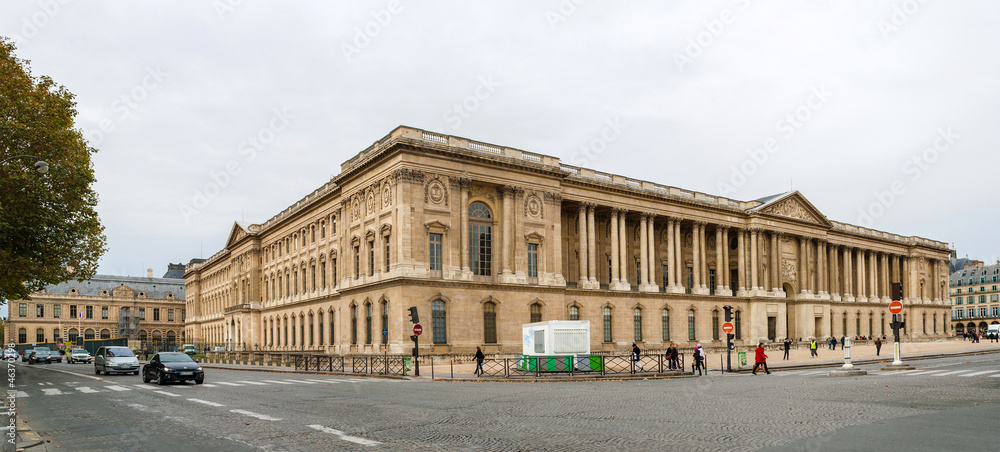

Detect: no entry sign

[413,324,423,335]
[888,300,903,314]
[722,322,734,334]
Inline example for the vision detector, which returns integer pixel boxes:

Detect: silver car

[67,348,92,364]
[94,346,139,375]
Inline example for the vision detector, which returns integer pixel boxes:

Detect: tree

[0,37,106,302]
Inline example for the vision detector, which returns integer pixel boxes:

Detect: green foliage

[0,37,107,302]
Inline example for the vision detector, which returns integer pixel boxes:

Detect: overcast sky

[3,1,999,293]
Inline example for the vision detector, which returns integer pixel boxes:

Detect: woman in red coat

[752,343,771,375]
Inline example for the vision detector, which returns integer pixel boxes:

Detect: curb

[15,422,51,451]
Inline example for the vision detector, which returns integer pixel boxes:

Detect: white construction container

[521,320,591,356]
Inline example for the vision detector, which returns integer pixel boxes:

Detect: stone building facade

[183,126,953,355]
[949,261,1000,335]
[6,267,187,347]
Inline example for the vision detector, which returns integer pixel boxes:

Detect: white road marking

[775,371,804,376]
[76,387,100,393]
[905,370,949,376]
[283,380,316,384]
[236,381,268,386]
[230,409,281,421]
[7,390,29,398]
[170,385,192,389]
[305,379,342,384]
[188,398,225,407]
[216,382,244,387]
[933,370,968,376]
[105,386,131,392]
[41,388,63,396]
[959,370,996,377]
[134,385,157,390]
[28,366,104,381]
[801,371,826,376]
[154,391,180,397]
[262,380,294,385]
[885,369,921,375]
[990,374,1000,378]
[308,424,380,446]
[200,384,217,387]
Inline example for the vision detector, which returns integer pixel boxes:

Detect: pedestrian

[692,343,704,376]
[840,336,846,350]
[751,343,770,375]
[782,338,791,360]
[665,343,677,370]
[809,338,818,357]
[829,337,837,350]
[632,343,643,372]
[669,343,680,370]
[474,346,485,376]
[874,338,882,356]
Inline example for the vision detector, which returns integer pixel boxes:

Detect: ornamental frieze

[761,198,818,223]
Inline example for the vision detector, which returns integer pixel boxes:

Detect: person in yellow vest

[809,338,818,357]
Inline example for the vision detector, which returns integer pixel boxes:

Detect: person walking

[669,343,680,370]
[692,343,705,376]
[474,346,485,377]
[874,338,882,356]
[751,343,770,375]
[809,338,818,357]
[632,343,643,372]
[782,338,791,360]
[665,343,677,370]
[829,337,837,350]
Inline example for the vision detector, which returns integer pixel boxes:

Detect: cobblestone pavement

[7,352,998,451]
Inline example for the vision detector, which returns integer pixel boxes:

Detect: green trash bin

[403,357,412,376]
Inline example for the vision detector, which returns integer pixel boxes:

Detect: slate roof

[43,274,185,300]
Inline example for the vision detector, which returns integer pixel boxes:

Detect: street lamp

[0,155,49,174]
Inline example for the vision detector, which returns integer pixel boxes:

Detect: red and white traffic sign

[888,300,903,314]
[413,324,423,336]
[722,322,734,334]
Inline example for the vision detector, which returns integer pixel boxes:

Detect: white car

[67,348,92,364]
[2,349,18,360]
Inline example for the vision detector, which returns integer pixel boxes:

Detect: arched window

[530,303,542,323]
[432,300,446,344]
[365,303,373,344]
[483,301,497,344]
[569,305,579,321]
[18,328,26,343]
[36,328,45,343]
[329,311,336,345]
[351,305,358,345]
[712,310,720,340]
[139,330,147,342]
[85,329,95,340]
[380,300,388,345]
[688,310,696,341]
[633,307,643,342]
[469,202,493,278]
[602,307,613,342]
[734,310,742,339]
[100,329,111,339]
[661,309,670,341]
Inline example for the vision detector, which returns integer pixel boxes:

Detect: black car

[142,352,204,385]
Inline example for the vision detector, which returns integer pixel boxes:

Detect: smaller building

[5,266,187,349]
[949,260,1000,335]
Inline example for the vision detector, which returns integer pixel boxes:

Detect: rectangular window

[18,330,26,343]
[661,310,670,341]
[432,301,447,344]
[956,297,963,305]
[332,258,338,284]
[181,309,185,322]
[633,309,643,342]
[603,308,612,343]
[635,260,641,283]
[527,243,538,280]
[957,288,962,294]
[470,224,492,277]
[734,311,742,339]
[168,309,174,322]
[709,269,716,296]
[384,235,390,273]
[36,304,44,318]
[19,303,27,317]
[980,295,987,303]
[368,240,375,276]
[429,233,442,273]
[321,262,327,288]
[101,306,108,320]
[36,330,45,343]
[686,267,694,294]
[139,308,145,320]
[86,305,93,319]
[354,245,360,278]
[153,309,160,321]
[53,305,61,318]
[662,264,669,288]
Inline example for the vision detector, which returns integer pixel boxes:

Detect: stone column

[715,226,726,295]
[799,237,809,296]
[868,251,878,301]
[674,219,682,291]
[587,204,597,286]
[856,249,867,303]
[692,222,702,294]
[901,256,910,303]
[619,213,629,289]
[610,208,620,288]
[750,229,759,294]
[771,232,781,294]
[460,179,470,276]
[721,227,730,295]
[700,223,709,292]
[639,213,649,288]
[647,215,656,289]
[881,253,890,302]
[578,204,587,287]
[830,244,840,301]
[501,186,514,279]
[817,240,827,298]
[737,228,747,296]
[665,218,675,290]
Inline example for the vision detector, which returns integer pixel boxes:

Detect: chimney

[146,268,153,278]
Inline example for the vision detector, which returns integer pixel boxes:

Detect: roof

[42,274,186,300]
[949,263,1000,284]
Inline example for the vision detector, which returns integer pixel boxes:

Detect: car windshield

[159,353,194,363]
[106,348,134,357]
[35,347,50,352]
[72,349,88,354]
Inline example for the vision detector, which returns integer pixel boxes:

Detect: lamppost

[0,155,49,173]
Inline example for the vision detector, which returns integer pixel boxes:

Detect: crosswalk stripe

[933,370,967,376]
[283,380,317,384]
[41,388,63,396]
[76,387,99,393]
[154,391,180,397]
[216,382,244,387]
[775,371,804,376]
[959,370,996,377]
[305,379,341,383]
[105,385,131,391]
[885,369,921,375]
[906,370,948,376]
[134,385,156,390]
[7,391,29,398]
[801,371,826,376]
[170,385,191,389]
[262,380,294,385]
[236,381,268,386]
[200,384,217,387]
[990,374,1000,378]
[188,398,225,407]
[230,409,281,421]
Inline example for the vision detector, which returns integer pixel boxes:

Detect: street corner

[15,422,52,451]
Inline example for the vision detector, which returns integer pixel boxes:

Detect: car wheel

[95,365,100,375]
[157,371,165,386]
[133,371,139,376]
[142,371,150,384]
[195,377,204,385]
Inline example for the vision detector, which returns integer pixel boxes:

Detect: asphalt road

[6,354,999,451]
